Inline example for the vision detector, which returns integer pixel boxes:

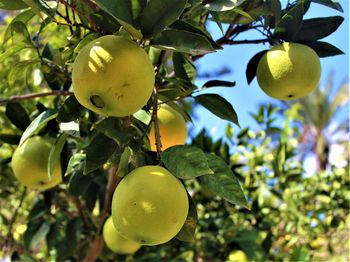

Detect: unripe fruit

[112,165,189,246]
[11,136,62,190]
[149,104,188,151]
[256,42,321,100]
[72,35,154,117]
[102,216,141,254]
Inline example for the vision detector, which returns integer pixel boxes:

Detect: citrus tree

[0,0,346,261]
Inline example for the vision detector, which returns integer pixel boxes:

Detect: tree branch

[0,90,74,105]
[82,166,121,262]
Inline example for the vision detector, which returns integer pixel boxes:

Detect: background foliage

[0,0,348,261]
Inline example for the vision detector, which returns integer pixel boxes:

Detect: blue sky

[191,0,349,140]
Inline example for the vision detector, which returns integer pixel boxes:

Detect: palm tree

[289,73,349,171]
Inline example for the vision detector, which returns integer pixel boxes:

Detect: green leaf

[65,218,82,255]
[0,43,27,63]
[210,11,224,34]
[133,110,152,125]
[176,195,197,242]
[8,60,40,86]
[65,153,86,177]
[3,9,35,43]
[57,96,83,123]
[85,133,119,174]
[25,221,51,249]
[202,80,236,88]
[0,0,28,10]
[68,169,91,196]
[5,103,30,131]
[0,134,21,145]
[95,0,142,39]
[161,145,214,179]
[95,117,136,145]
[173,52,197,83]
[311,0,343,12]
[116,147,132,177]
[48,133,68,180]
[151,29,216,55]
[290,246,310,262]
[140,0,187,37]
[19,109,58,146]
[294,16,344,41]
[194,94,240,127]
[10,21,33,45]
[25,0,57,18]
[90,10,121,34]
[246,50,268,84]
[274,2,304,41]
[301,41,344,57]
[204,0,245,11]
[200,153,248,208]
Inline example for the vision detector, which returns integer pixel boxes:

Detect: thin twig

[0,90,74,105]
[152,51,167,160]
[83,166,121,262]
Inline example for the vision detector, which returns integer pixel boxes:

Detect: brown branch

[0,90,74,105]
[83,166,121,262]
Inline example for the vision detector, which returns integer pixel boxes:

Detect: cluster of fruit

[11,35,190,254]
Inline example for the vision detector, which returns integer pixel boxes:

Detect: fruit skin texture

[111,165,189,246]
[11,136,62,190]
[72,35,154,117]
[102,216,141,254]
[256,42,321,100]
[0,0,28,10]
[227,250,249,262]
[149,104,188,151]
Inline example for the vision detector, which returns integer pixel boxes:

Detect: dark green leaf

[294,16,344,41]
[161,145,214,179]
[311,0,343,12]
[202,80,236,88]
[116,147,132,177]
[48,133,68,180]
[5,103,30,131]
[204,0,245,11]
[300,41,344,57]
[10,21,33,45]
[46,223,59,250]
[26,0,57,18]
[57,96,83,123]
[0,0,28,10]
[200,153,248,208]
[68,170,92,196]
[169,20,221,49]
[0,134,21,145]
[194,94,240,127]
[173,52,196,83]
[65,218,82,254]
[95,0,142,39]
[140,0,187,37]
[176,195,197,242]
[19,109,58,146]
[210,11,224,34]
[95,117,136,145]
[290,246,310,262]
[90,10,121,34]
[85,133,119,173]
[274,3,304,41]
[24,221,50,249]
[151,29,216,55]
[246,50,268,84]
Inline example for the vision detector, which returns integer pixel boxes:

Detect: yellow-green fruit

[103,216,141,254]
[227,250,249,262]
[149,104,188,151]
[0,0,27,10]
[111,165,189,246]
[256,42,321,100]
[11,136,62,190]
[72,35,154,117]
